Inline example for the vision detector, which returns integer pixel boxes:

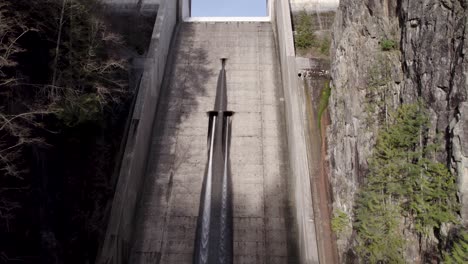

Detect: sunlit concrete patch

[231,113,263,137]
[231,164,264,185]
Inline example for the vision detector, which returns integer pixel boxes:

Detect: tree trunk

[51,0,67,97]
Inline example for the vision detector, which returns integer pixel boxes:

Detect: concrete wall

[103,0,161,12]
[180,0,190,20]
[290,0,339,13]
[272,0,320,263]
[97,0,178,263]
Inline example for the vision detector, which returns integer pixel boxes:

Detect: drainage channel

[193,59,234,264]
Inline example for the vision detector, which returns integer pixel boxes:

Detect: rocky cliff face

[399,0,467,222]
[328,0,467,261]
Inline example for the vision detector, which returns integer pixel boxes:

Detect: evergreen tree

[354,103,459,262]
[409,160,459,235]
[355,192,405,263]
[444,230,468,263]
[294,11,315,50]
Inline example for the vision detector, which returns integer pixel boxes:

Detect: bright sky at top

[191,0,268,17]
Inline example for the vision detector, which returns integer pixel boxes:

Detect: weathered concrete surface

[103,0,161,12]
[290,0,339,13]
[130,22,297,264]
[272,0,320,263]
[97,0,178,263]
[291,1,339,261]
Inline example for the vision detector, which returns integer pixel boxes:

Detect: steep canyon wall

[328,0,467,261]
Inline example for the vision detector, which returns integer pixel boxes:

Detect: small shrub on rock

[380,39,397,51]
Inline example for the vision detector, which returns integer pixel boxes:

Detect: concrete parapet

[290,0,339,13]
[102,0,160,13]
[97,0,178,263]
[272,0,320,263]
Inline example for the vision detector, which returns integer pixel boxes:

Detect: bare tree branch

[51,0,68,92]
[0,111,54,131]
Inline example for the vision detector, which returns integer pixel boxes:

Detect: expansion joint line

[256,24,268,258]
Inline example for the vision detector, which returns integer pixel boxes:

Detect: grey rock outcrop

[328,0,403,258]
[328,0,467,261]
[399,0,468,223]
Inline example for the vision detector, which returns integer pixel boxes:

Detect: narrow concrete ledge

[97,0,178,263]
[102,0,161,14]
[185,17,271,22]
[272,0,320,263]
[290,0,339,13]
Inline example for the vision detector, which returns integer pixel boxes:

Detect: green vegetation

[294,11,316,50]
[319,36,331,55]
[444,229,468,263]
[55,93,103,127]
[0,0,133,262]
[293,11,331,56]
[1,0,128,172]
[318,81,331,128]
[356,202,405,263]
[331,209,349,234]
[354,103,459,263]
[380,39,397,51]
[364,55,393,126]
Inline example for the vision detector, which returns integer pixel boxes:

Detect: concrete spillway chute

[194,59,234,264]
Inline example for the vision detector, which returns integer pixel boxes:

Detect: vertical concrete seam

[257,23,268,263]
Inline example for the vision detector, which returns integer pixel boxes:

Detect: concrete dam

[99,1,338,263]
[135,21,293,263]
